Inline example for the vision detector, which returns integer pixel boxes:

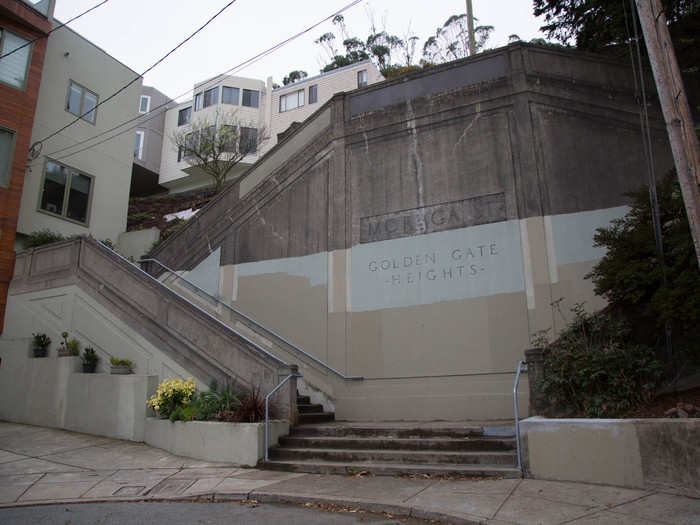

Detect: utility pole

[635,0,700,265]
[466,0,476,56]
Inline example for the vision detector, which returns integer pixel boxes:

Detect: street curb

[0,490,486,524]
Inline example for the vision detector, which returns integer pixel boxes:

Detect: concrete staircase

[262,394,520,477]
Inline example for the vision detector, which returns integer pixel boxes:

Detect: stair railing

[513,360,527,473]
[265,365,302,461]
[94,242,288,368]
[138,257,363,381]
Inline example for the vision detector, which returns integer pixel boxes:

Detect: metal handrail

[92,241,289,368]
[264,369,302,461]
[513,360,527,473]
[138,257,364,381]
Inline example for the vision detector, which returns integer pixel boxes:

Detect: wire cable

[1,0,112,60]
[34,0,239,148]
[46,0,363,161]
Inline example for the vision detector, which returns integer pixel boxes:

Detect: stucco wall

[17,25,141,243]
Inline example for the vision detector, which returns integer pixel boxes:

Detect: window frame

[279,89,305,113]
[139,95,151,114]
[37,158,94,227]
[177,106,192,126]
[202,87,218,109]
[0,125,17,189]
[241,89,259,108]
[239,127,258,154]
[194,92,203,111]
[134,130,145,160]
[308,84,318,104]
[65,80,99,124]
[0,27,33,91]
[357,69,367,88]
[222,86,239,105]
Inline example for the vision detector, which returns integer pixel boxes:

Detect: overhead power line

[1,0,112,60]
[34,0,239,149]
[47,0,363,162]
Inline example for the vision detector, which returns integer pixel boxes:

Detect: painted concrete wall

[149,44,674,420]
[17,25,141,243]
[521,418,700,496]
[145,418,289,467]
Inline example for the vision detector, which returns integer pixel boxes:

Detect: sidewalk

[0,422,697,524]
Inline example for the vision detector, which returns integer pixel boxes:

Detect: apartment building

[0,0,53,333]
[158,60,383,194]
[16,21,142,245]
[131,85,172,196]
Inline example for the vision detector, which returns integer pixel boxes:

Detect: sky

[53,0,547,102]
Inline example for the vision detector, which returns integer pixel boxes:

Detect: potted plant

[81,347,99,373]
[110,357,133,375]
[31,333,51,358]
[57,332,80,357]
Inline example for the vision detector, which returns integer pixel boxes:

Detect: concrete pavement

[0,421,698,525]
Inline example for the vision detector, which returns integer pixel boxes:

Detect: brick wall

[0,3,50,333]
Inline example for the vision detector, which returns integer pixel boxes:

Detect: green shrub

[539,304,663,417]
[586,172,700,354]
[109,357,133,367]
[22,229,66,249]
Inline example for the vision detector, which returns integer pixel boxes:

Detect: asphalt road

[0,501,431,524]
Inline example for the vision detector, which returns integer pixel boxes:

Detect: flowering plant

[147,378,196,419]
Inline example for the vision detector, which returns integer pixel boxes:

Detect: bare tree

[171,111,267,193]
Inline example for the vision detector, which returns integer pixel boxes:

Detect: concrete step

[290,424,501,439]
[296,395,311,405]
[269,447,516,466]
[297,412,335,424]
[259,459,521,478]
[278,435,516,452]
[297,403,324,414]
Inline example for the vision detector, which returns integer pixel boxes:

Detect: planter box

[520,417,700,495]
[110,365,132,375]
[145,418,290,467]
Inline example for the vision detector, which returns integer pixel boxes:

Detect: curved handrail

[92,240,289,369]
[513,360,527,473]
[138,257,364,381]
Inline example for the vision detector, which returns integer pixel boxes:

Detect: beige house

[17,23,142,245]
[158,60,383,194]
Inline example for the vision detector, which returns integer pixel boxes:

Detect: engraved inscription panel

[360,193,505,243]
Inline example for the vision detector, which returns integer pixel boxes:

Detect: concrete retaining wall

[521,417,700,496]
[0,351,157,441]
[144,418,290,466]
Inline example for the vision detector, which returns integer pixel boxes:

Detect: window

[177,106,192,126]
[179,131,198,161]
[194,92,203,111]
[239,127,258,154]
[308,84,318,104]
[357,70,367,88]
[279,89,304,112]
[0,28,31,90]
[139,95,150,114]
[220,125,236,153]
[242,89,259,108]
[134,131,144,160]
[0,127,16,189]
[203,87,218,108]
[39,160,93,225]
[66,81,98,123]
[222,86,239,105]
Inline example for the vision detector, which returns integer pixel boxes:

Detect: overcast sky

[53,0,547,102]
